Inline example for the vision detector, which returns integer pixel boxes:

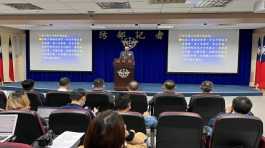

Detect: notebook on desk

[0,114,18,142]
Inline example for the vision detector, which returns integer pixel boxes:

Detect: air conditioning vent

[149,0,186,4]
[4,3,43,10]
[96,0,131,9]
[187,0,232,7]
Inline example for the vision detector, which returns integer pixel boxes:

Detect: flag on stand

[8,37,14,82]
[255,37,262,87]
[0,36,4,82]
[259,36,265,89]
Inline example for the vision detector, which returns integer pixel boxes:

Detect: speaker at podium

[113,40,137,91]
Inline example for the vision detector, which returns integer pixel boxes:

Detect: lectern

[113,58,135,90]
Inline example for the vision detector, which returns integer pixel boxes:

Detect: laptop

[0,114,18,142]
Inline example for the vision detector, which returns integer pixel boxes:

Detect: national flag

[255,37,262,87]
[8,37,14,81]
[259,36,265,89]
[0,36,4,82]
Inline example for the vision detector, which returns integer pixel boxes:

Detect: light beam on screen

[168,30,239,73]
[30,30,92,71]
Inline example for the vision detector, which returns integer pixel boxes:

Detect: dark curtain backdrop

[26,30,253,85]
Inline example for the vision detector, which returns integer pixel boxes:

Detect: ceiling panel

[3,22,265,30]
[0,0,259,14]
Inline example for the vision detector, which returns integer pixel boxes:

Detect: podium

[113,58,135,90]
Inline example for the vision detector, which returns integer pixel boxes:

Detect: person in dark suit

[120,46,134,61]
[149,80,184,105]
[205,96,254,135]
[188,80,215,109]
[91,78,114,104]
[63,88,94,118]
[21,79,45,104]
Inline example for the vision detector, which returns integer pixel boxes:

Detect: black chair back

[129,93,148,114]
[157,112,203,148]
[49,109,91,135]
[45,92,70,107]
[188,95,225,125]
[85,92,113,112]
[120,112,146,134]
[0,111,46,144]
[0,91,7,109]
[153,95,187,117]
[210,115,263,148]
[26,92,43,111]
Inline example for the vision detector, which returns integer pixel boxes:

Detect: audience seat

[210,115,263,148]
[85,92,113,112]
[156,112,203,148]
[49,109,91,135]
[120,112,146,134]
[0,111,46,144]
[0,142,32,148]
[0,91,7,109]
[45,92,70,107]
[26,92,43,111]
[128,93,148,114]
[188,95,225,125]
[152,95,187,117]
[260,137,265,148]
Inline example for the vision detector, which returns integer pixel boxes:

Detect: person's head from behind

[69,88,87,107]
[6,91,30,110]
[59,77,71,90]
[92,78,105,90]
[84,110,125,148]
[200,80,213,93]
[21,79,35,91]
[127,80,139,91]
[115,94,131,113]
[232,96,252,114]
[163,80,176,92]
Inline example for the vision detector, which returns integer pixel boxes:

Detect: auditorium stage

[0,81,262,97]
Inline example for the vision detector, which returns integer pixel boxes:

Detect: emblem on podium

[117,68,130,78]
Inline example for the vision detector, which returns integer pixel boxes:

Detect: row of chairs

[0,110,263,148]
[0,91,226,125]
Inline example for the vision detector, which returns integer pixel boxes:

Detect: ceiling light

[157,25,174,29]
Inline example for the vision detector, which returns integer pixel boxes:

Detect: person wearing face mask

[120,46,135,61]
[62,88,94,118]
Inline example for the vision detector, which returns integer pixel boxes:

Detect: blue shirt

[62,104,84,110]
[62,104,95,118]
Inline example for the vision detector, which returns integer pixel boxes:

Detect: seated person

[6,91,47,127]
[62,88,94,118]
[205,96,254,135]
[149,80,184,105]
[90,78,114,103]
[6,91,30,111]
[57,77,71,92]
[120,46,134,61]
[127,81,146,94]
[91,78,106,92]
[189,80,217,109]
[199,80,214,94]
[116,95,158,128]
[82,110,146,148]
[21,79,45,104]
[127,80,139,91]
